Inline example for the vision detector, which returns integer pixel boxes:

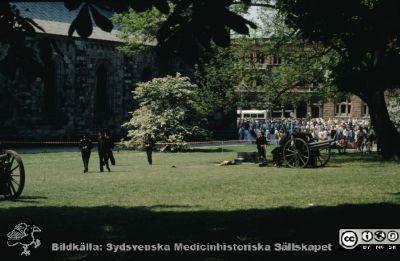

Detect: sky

[242,5,277,37]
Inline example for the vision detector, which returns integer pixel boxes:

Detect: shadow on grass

[329,152,384,164]
[0,196,48,204]
[1,203,399,260]
[386,192,400,197]
[184,148,237,153]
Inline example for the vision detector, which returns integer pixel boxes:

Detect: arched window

[141,67,153,82]
[43,61,57,114]
[95,64,108,122]
[0,89,13,124]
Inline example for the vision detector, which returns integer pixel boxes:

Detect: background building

[238,42,371,121]
[0,2,181,141]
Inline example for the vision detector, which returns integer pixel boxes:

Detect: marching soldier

[105,130,116,166]
[256,130,268,164]
[143,133,155,165]
[79,135,92,173]
[98,130,111,172]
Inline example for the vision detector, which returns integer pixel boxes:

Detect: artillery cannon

[280,133,334,168]
[0,150,25,199]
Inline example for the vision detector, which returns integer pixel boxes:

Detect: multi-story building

[238,40,371,121]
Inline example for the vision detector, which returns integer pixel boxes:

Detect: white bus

[237,109,268,121]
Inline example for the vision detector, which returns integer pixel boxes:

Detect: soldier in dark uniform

[256,130,268,163]
[105,130,116,166]
[98,130,111,172]
[79,135,92,173]
[143,133,155,165]
[271,129,290,167]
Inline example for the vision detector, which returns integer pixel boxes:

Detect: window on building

[43,61,58,120]
[272,54,281,65]
[335,98,351,116]
[141,67,152,82]
[265,54,282,65]
[95,64,108,122]
[249,52,254,63]
[363,104,369,115]
[256,51,265,64]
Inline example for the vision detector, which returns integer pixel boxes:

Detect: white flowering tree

[122,74,209,151]
[388,92,400,129]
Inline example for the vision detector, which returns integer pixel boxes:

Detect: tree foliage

[3,0,400,158]
[277,0,400,159]
[388,92,400,128]
[111,7,167,55]
[122,74,209,151]
[195,12,340,114]
[277,0,400,94]
[0,2,55,81]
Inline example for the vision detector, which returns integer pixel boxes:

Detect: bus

[237,109,268,121]
[237,108,296,122]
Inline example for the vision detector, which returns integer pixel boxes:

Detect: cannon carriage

[278,133,334,168]
[283,137,334,168]
[0,150,25,199]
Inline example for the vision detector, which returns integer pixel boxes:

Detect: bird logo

[7,223,41,256]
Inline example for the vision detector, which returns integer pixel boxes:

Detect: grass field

[1,145,400,259]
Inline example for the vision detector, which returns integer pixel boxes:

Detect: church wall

[0,35,154,141]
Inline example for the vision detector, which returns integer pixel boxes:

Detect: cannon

[0,150,25,199]
[282,135,334,168]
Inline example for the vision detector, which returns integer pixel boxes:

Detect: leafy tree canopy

[111,7,168,55]
[195,10,341,114]
[277,0,400,159]
[278,0,400,93]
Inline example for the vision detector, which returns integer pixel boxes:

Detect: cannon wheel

[314,147,331,167]
[283,138,310,168]
[3,150,25,199]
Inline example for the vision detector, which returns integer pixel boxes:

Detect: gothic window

[0,89,13,124]
[141,67,153,82]
[43,61,57,114]
[95,64,108,122]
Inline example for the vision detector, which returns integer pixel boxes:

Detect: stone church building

[0,2,171,141]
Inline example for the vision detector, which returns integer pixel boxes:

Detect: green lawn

[1,145,399,259]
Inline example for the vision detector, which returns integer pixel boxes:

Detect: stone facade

[0,2,237,141]
[0,35,155,141]
[0,2,166,141]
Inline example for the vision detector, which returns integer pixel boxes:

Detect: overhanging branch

[232,1,276,9]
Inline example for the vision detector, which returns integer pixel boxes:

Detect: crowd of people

[239,117,378,154]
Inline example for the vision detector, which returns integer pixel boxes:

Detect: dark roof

[13,1,121,42]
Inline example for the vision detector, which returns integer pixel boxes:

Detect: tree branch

[232,1,276,9]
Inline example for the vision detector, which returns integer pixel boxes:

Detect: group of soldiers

[79,129,115,173]
[78,130,156,173]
